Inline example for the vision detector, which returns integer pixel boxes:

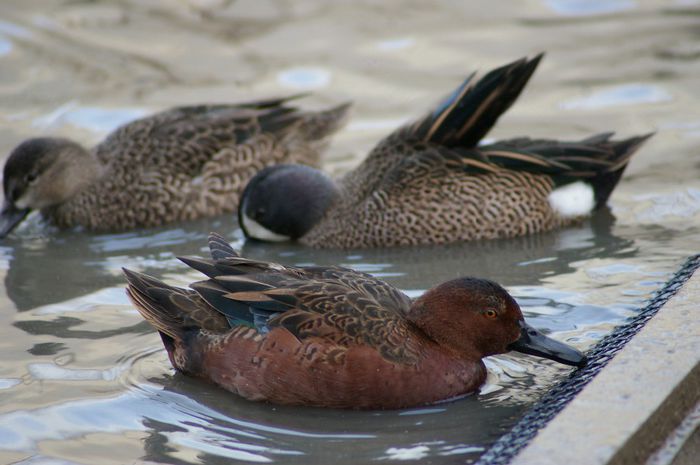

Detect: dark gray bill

[508,320,587,368]
[0,201,29,238]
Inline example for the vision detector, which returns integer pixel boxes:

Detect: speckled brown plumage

[301,134,650,248]
[124,233,586,409]
[1,97,349,236]
[238,55,653,248]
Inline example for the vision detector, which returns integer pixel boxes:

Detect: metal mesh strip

[475,253,700,465]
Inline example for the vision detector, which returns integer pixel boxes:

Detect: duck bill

[508,320,587,368]
[0,201,29,238]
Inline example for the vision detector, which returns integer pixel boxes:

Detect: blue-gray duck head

[238,164,339,242]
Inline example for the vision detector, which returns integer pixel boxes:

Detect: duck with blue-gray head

[239,55,652,248]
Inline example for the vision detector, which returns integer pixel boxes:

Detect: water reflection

[3,214,240,312]
[1,210,639,464]
[241,208,634,290]
[0,369,520,464]
[5,207,631,314]
[31,103,148,133]
[544,0,638,16]
[135,373,524,465]
[13,315,149,340]
[6,209,636,358]
[2,0,700,464]
[560,83,672,110]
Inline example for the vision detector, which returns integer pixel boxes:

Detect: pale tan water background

[0,1,699,464]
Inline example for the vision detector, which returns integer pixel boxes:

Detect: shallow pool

[1,1,699,464]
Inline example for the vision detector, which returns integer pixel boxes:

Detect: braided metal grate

[476,253,700,465]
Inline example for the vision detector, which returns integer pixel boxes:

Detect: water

[1,1,699,464]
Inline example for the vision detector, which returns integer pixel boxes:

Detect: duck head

[411,277,587,367]
[238,164,339,242]
[1,137,97,238]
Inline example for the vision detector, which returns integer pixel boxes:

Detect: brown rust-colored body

[124,233,585,409]
[188,327,485,409]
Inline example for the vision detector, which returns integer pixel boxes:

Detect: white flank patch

[241,213,290,242]
[548,181,595,218]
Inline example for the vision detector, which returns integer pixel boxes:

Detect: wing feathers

[208,232,238,260]
[125,237,420,364]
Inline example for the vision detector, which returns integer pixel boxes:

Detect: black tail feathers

[123,268,188,342]
[411,53,543,148]
[589,133,653,209]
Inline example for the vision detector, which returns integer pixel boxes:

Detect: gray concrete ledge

[511,268,700,465]
[647,400,700,465]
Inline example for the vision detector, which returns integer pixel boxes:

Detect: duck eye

[25,173,37,184]
[483,309,497,319]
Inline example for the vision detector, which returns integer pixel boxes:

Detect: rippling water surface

[1,1,699,464]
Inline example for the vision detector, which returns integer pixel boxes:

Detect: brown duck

[239,55,652,248]
[124,233,586,410]
[0,97,349,237]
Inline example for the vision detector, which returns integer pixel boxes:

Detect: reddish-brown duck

[124,233,586,409]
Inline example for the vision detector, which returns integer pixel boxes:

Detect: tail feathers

[589,168,625,210]
[237,93,309,110]
[296,101,352,142]
[124,268,193,342]
[589,132,654,208]
[455,131,652,211]
[579,131,615,145]
[161,95,306,119]
[605,132,654,172]
[124,269,230,351]
[408,54,543,148]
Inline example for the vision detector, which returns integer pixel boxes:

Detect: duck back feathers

[2,97,349,236]
[299,132,650,248]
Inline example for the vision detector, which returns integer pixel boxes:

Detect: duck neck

[45,143,102,208]
[407,296,484,362]
[71,147,101,188]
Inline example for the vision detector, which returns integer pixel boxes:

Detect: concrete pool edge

[510,263,700,465]
[476,254,700,465]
